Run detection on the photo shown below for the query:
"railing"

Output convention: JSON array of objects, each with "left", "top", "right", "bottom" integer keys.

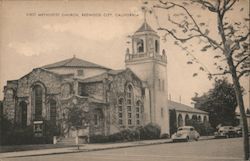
[{"left": 126, "top": 53, "right": 167, "bottom": 63}]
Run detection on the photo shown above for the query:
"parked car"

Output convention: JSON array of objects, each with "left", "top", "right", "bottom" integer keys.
[
  {"left": 171, "top": 126, "right": 200, "bottom": 142},
  {"left": 214, "top": 126, "right": 237, "bottom": 138},
  {"left": 234, "top": 126, "right": 242, "bottom": 137}
]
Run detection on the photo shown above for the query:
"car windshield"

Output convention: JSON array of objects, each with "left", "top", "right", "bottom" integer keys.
[
  {"left": 219, "top": 126, "right": 233, "bottom": 130},
  {"left": 178, "top": 127, "right": 191, "bottom": 131}
]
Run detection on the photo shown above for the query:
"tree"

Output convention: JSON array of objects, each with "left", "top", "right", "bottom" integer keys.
[
  {"left": 169, "top": 109, "right": 177, "bottom": 135},
  {"left": 149, "top": 0, "right": 249, "bottom": 159},
  {"left": 66, "top": 104, "right": 89, "bottom": 150},
  {"left": 192, "top": 79, "right": 238, "bottom": 128},
  {"left": 246, "top": 108, "right": 250, "bottom": 115}
]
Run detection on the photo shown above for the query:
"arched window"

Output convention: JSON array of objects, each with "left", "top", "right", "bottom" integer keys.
[
  {"left": 34, "top": 85, "right": 43, "bottom": 120},
  {"left": 155, "top": 40, "right": 159, "bottom": 53},
  {"left": 49, "top": 99, "right": 57, "bottom": 124},
  {"left": 126, "top": 84, "right": 133, "bottom": 126},
  {"left": 198, "top": 115, "right": 201, "bottom": 122},
  {"left": 118, "top": 98, "right": 124, "bottom": 125},
  {"left": 185, "top": 114, "right": 189, "bottom": 125},
  {"left": 178, "top": 114, "right": 183, "bottom": 127},
  {"left": 136, "top": 101, "right": 142, "bottom": 125},
  {"left": 137, "top": 39, "right": 144, "bottom": 53},
  {"left": 192, "top": 115, "right": 198, "bottom": 121},
  {"left": 20, "top": 101, "right": 27, "bottom": 128},
  {"left": 204, "top": 116, "right": 208, "bottom": 123},
  {"left": 5, "top": 89, "right": 14, "bottom": 102}
]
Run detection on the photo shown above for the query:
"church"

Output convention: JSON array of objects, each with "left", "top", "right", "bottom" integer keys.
[{"left": 2, "top": 20, "right": 208, "bottom": 141}]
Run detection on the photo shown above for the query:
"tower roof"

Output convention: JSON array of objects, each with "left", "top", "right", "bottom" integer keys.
[
  {"left": 41, "top": 56, "right": 110, "bottom": 70},
  {"left": 135, "top": 21, "right": 156, "bottom": 33}
]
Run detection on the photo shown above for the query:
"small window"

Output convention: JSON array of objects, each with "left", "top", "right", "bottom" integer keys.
[
  {"left": 136, "top": 120, "right": 140, "bottom": 125},
  {"left": 77, "top": 69, "right": 84, "bottom": 76},
  {"left": 94, "top": 114, "right": 99, "bottom": 126},
  {"left": 119, "top": 119, "right": 123, "bottom": 125},
  {"left": 137, "top": 39, "right": 144, "bottom": 53},
  {"left": 128, "top": 113, "right": 132, "bottom": 118},
  {"left": 128, "top": 119, "right": 132, "bottom": 125},
  {"left": 158, "top": 79, "right": 161, "bottom": 90},
  {"left": 155, "top": 40, "right": 159, "bottom": 53},
  {"left": 162, "top": 80, "right": 165, "bottom": 91},
  {"left": 161, "top": 108, "right": 164, "bottom": 118}
]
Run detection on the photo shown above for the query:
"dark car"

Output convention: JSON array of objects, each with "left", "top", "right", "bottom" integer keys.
[
  {"left": 234, "top": 126, "right": 242, "bottom": 137},
  {"left": 214, "top": 126, "right": 237, "bottom": 138}
]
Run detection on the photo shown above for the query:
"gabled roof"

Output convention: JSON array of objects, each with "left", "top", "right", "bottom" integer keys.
[
  {"left": 19, "top": 68, "right": 62, "bottom": 80},
  {"left": 168, "top": 100, "right": 208, "bottom": 114},
  {"left": 135, "top": 21, "right": 156, "bottom": 33},
  {"left": 41, "top": 57, "right": 110, "bottom": 70},
  {"left": 108, "top": 69, "right": 125, "bottom": 75},
  {"left": 78, "top": 68, "right": 142, "bottom": 84}
]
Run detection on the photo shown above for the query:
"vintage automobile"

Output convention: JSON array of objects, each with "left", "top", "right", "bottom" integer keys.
[
  {"left": 234, "top": 126, "right": 242, "bottom": 137},
  {"left": 214, "top": 126, "right": 237, "bottom": 138},
  {"left": 171, "top": 126, "right": 200, "bottom": 142}
]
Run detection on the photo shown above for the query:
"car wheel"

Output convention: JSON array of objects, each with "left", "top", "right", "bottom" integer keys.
[{"left": 195, "top": 137, "right": 199, "bottom": 141}]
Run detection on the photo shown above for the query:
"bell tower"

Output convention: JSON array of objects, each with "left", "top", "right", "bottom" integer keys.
[{"left": 125, "top": 18, "right": 169, "bottom": 134}]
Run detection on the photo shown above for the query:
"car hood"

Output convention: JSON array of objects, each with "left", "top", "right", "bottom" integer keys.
[{"left": 176, "top": 130, "right": 188, "bottom": 136}]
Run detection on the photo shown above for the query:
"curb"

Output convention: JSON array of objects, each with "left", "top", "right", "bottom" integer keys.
[{"left": 1, "top": 137, "right": 214, "bottom": 159}]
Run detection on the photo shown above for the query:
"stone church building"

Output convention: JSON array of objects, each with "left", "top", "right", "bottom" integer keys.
[{"left": 2, "top": 21, "right": 208, "bottom": 139}]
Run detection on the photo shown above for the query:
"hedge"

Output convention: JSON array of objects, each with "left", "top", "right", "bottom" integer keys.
[{"left": 90, "top": 123, "right": 162, "bottom": 143}]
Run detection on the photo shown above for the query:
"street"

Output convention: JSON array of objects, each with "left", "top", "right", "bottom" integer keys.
[{"left": 3, "top": 138, "right": 245, "bottom": 161}]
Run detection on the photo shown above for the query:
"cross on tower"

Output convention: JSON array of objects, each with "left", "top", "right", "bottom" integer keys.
[{"left": 141, "top": 6, "right": 149, "bottom": 23}]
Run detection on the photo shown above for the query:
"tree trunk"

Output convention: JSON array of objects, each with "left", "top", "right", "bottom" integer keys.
[
  {"left": 217, "top": 10, "right": 249, "bottom": 160},
  {"left": 227, "top": 57, "right": 249, "bottom": 160}
]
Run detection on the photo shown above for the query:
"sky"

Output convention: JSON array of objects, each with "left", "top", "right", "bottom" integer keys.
[{"left": 0, "top": 0, "right": 249, "bottom": 109}]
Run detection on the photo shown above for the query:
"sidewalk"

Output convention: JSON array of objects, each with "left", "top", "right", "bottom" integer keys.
[{"left": 0, "top": 136, "right": 214, "bottom": 159}]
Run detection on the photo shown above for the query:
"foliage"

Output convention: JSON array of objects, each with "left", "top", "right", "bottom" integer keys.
[
  {"left": 186, "top": 119, "right": 214, "bottom": 136},
  {"left": 192, "top": 79, "right": 238, "bottom": 128},
  {"left": 90, "top": 123, "right": 161, "bottom": 143},
  {"left": 67, "top": 104, "right": 87, "bottom": 130},
  {"left": 246, "top": 109, "right": 250, "bottom": 115},
  {"left": 138, "top": 123, "right": 161, "bottom": 140},
  {"left": 0, "top": 125, "right": 53, "bottom": 145},
  {"left": 0, "top": 115, "right": 59, "bottom": 145},
  {"left": 149, "top": 0, "right": 249, "bottom": 158},
  {"left": 169, "top": 109, "right": 177, "bottom": 135}
]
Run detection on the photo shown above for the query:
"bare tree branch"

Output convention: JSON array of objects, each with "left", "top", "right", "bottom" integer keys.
[
  {"left": 156, "top": 1, "right": 225, "bottom": 51},
  {"left": 238, "top": 70, "right": 250, "bottom": 79},
  {"left": 158, "top": 27, "right": 202, "bottom": 42},
  {"left": 221, "top": 0, "right": 237, "bottom": 17},
  {"left": 235, "top": 55, "right": 250, "bottom": 69},
  {"left": 211, "top": 70, "right": 231, "bottom": 76}
]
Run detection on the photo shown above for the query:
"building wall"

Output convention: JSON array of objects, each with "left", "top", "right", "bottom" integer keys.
[
  {"left": 126, "top": 59, "right": 169, "bottom": 134},
  {"left": 107, "top": 70, "right": 144, "bottom": 135},
  {"left": 78, "top": 82, "right": 105, "bottom": 101},
  {"left": 3, "top": 69, "right": 64, "bottom": 124}
]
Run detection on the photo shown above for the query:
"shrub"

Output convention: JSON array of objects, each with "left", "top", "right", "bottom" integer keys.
[
  {"left": 186, "top": 119, "right": 214, "bottom": 136},
  {"left": 139, "top": 123, "right": 161, "bottom": 140},
  {"left": 160, "top": 133, "right": 170, "bottom": 139},
  {"left": 89, "top": 123, "right": 161, "bottom": 143},
  {"left": 89, "top": 135, "right": 109, "bottom": 143}
]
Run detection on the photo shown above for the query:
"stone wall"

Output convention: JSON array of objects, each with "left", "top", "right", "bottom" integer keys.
[
  {"left": 107, "top": 69, "right": 144, "bottom": 134},
  {"left": 79, "top": 82, "right": 104, "bottom": 101}
]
